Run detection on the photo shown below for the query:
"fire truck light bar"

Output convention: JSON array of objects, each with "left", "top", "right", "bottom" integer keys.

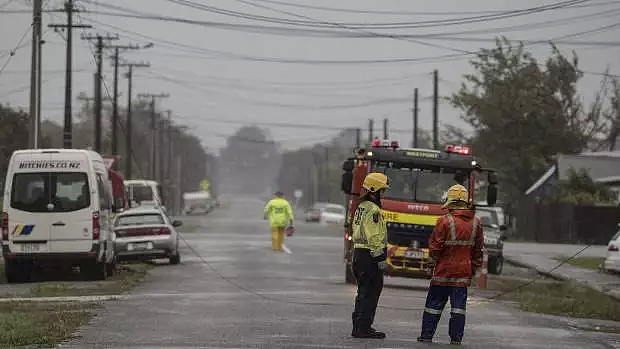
[
  {"left": 371, "top": 139, "right": 400, "bottom": 149},
  {"left": 445, "top": 144, "right": 471, "bottom": 155}
]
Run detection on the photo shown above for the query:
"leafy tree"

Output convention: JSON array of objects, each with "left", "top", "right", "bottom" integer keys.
[
  {"left": 0, "top": 104, "right": 30, "bottom": 178},
  {"left": 548, "top": 168, "right": 615, "bottom": 205},
  {"left": 450, "top": 38, "right": 608, "bottom": 201}
]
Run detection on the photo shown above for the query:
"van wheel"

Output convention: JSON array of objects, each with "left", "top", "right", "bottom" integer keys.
[
  {"left": 169, "top": 251, "right": 181, "bottom": 265},
  {"left": 488, "top": 256, "right": 503, "bottom": 275},
  {"left": 82, "top": 262, "right": 108, "bottom": 281},
  {"left": 345, "top": 263, "right": 356, "bottom": 284},
  {"left": 5, "top": 261, "right": 31, "bottom": 283}
]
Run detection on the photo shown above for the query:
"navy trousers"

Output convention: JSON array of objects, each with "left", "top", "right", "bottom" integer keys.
[{"left": 420, "top": 285, "right": 468, "bottom": 342}]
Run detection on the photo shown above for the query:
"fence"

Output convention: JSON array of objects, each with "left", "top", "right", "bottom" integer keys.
[{"left": 517, "top": 198, "right": 620, "bottom": 244}]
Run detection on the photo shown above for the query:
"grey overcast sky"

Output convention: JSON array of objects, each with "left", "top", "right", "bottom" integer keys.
[{"left": 1, "top": 0, "right": 619, "bottom": 152}]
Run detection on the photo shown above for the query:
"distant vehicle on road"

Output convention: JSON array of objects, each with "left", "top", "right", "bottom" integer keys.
[
  {"left": 113, "top": 206, "right": 182, "bottom": 264},
  {"left": 305, "top": 202, "right": 345, "bottom": 224},
  {"left": 2, "top": 149, "right": 118, "bottom": 282},
  {"left": 305, "top": 202, "right": 329, "bottom": 222},
  {"left": 124, "top": 180, "right": 164, "bottom": 209},
  {"left": 320, "top": 204, "right": 346, "bottom": 224},
  {"left": 183, "top": 191, "right": 216, "bottom": 215},
  {"left": 475, "top": 206, "right": 506, "bottom": 275},
  {"left": 604, "top": 224, "right": 620, "bottom": 273}
]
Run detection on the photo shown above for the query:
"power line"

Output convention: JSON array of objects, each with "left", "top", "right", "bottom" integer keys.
[
  {"left": 0, "top": 23, "right": 33, "bottom": 76},
  {"left": 250, "top": 0, "right": 620, "bottom": 16},
  {"left": 163, "top": 0, "right": 592, "bottom": 30}
]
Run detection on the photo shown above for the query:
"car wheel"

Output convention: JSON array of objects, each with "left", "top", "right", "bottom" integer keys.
[
  {"left": 345, "top": 263, "right": 356, "bottom": 284},
  {"left": 5, "top": 260, "right": 31, "bottom": 283},
  {"left": 169, "top": 251, "right": 181, "bottom": 265},
  {"left": 488, "top": 256, "right": 503, "bottom": 275}
]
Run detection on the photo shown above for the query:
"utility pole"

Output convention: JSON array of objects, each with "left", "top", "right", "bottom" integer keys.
[
  {"left": 383, "top": 118, "right": 389, "bottom": 140},
  {"left": 29, "top": 0, "right": 42, "bottom": 149},
  {"left": 432, "top": 69, "right": 439, "bottom": 150},
  {"left": 355, "top": 127, "right": 361, "bottom": 149},
  {"left": 324, "top": 147, "right": 329, "bottom": 202},
  {"left": 138, "top": 93, "right": 169, "bottom": 180},
  {"left": 109, "top": 42, "right": 152, "bottom": 156},
  {"left": 120, "top": 61, "right": 150, "bottom": 180},
  {"left": 49, "top": 0, "right": 91, "bottom": 148},
  {"left": 368, "top": 119, "right": 374, "bottom": 145},
  {"left": 81, "top": 33, "right": 118, "bottom": 153},
  {"left": 413, "top": 88, "right": 419, "bottom": 148}
]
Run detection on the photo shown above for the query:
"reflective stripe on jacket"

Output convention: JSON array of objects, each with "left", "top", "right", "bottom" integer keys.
[
  {"left": 428, "top": 210, "right": 484, "bottom": 287},
  {"left": 352, "top": 200, "right": 386, "bottom": 258},
  {"left": 264, "top": 198, "right": 294, "bottom": 229}
]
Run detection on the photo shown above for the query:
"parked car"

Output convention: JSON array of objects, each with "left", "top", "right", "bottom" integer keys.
[
  {"left": 2, "top": 149, "right": 118, "bottom": 282},
  {"left": 604, "top": 224, "right": 620, "bottom": 273},
  {"left": 475, "top": 206, "right": 506, "bottom": 275},
  {"left": 183, "top": 191, "right": 215, "bottom": 215},
  {"left": 320, "top": 204, "right": 346, "bottom": 224},
  {"left": 113, "top": 206, "right": 181, "bottom": 264},
  {"left": 125, "top": 180, "right": 164, "bottom": 209},
  {"left": 305, "top": 202, "right": 329, "bottom": 222}
]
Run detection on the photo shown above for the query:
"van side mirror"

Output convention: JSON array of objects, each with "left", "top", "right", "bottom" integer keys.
[
  {"left": 499, "top": 224, "right": 507, "bottom": 231},
  {"left": 172, "top": 220, "right": 183, "bottom": 227},
  {"left": 488, "top": 171, "right": 499, "bottom": 185},
  {"left": 341, "top": 159, "right": 354, "bottom": 195},
  {"left": 341, "top": 172, "right": 353, "bottom": 195},
  {"left": 487, "top": 185, "right": 498, "bottom": 206}
]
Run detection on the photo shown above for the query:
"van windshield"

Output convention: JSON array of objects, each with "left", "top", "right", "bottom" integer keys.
[
  {"left": 129, "top": 186, "right": 153, "bottom": 203},
  {"left": 11, "top": 172, "right": 90, "bottom": 213}
]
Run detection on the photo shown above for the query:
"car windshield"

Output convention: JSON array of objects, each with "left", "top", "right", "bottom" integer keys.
[
  {"left": 128, "top": 185, "right": 153, "bottom": 203},
  {"left": 476, "top": 209, "right": 499, "bottom": 227},
  {"left": 116, "top": 213, "right": 165, "bottom": 226},
  {"left": 379, "top": 167, "right": 468, "bottom": 204},
  {"left": 325, "top": 206, "right": 344, "bottom": 214},
  {"left": 11, "top": 172, "right": 90, "bottom": 213}
]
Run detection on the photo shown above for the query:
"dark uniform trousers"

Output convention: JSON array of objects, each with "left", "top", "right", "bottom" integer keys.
[{"left": 351, "top": 248, "right": 384, "bottom": 331}]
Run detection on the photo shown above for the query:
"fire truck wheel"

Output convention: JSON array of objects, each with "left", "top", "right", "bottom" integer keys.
[
  {"left": 488, "top": 256, "right": 503, "bottom": 275},
  {"left": 345, "top": 263, "right": 356, "bottom": 284}
]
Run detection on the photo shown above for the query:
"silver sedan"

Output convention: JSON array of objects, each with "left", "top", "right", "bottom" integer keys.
[{"left": 113, "top": 207, "right": 182, "bottom": 264}]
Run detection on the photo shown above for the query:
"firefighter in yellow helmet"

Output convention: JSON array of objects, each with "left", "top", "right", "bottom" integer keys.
[
  {"left": 418, "top": 184, "right": 483, "bottom": 345},
  {"left": 351, "top": 172, "right": 389, "bottom": 339},
  {"left": 264, "top": 191, "right": 295, "bottom": 252}
]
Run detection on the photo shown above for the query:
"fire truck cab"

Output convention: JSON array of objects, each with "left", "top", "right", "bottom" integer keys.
[{"left": 341, "top": 140, "right": 499, "bottom": 284}]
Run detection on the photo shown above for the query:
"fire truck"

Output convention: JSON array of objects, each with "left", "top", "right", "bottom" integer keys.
[{"left": 340, "top": 140, "right": 500, "bottom": 283}]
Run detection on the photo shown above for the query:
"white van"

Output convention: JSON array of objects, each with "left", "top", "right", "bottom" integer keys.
[
  {"left": 1, "top": 149, "right": 117, "bottom": 282},
  {"left": 124, "top": 180, "right": 164, "bottom": 209}
]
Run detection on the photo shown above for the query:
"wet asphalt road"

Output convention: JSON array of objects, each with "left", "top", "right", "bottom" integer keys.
[{"left": 62, "top": 197, "right": 620, "bottom": 349}]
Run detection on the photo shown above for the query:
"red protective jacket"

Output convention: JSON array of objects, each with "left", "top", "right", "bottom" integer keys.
[{"left": 428, "top": 210, "right": 484, "bottom": 287}]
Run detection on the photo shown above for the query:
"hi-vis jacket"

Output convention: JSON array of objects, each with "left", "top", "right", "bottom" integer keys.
[
  {"left": 428, "top": 210, "right": 484, "bottom": 287},
  {"left": 264, "top": 198, "right": 294, "bottom": 229},
  {"left": 352, "top": 200, "right": 387, "bottom": 259}
]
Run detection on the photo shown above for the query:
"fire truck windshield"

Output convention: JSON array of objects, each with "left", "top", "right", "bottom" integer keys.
[{"left": 379, "top": 167, "right": 469, "bottom": 204}]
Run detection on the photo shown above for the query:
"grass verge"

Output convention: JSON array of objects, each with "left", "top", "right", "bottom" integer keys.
[
  {"left": 29, "top": 262, "right": 151, "bottom": 298},
  {"left": 553, "top": 256, "right": 605, "bottom": 270},
  {"left": 0, "top": 301, "right": 98, "bottom": 348},
  {"left": 489, "top": 277, "right": 620, "bottom": 321},
  {"left": 0, "top": 262, "right": 151, "bottom": 347}
]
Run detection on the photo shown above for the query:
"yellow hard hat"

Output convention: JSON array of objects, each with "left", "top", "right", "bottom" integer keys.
[
  {"left": 443, "top": 184, "right": 469, "bottom": 209},
  {"left": 362, "top": 172, "right": 389, "bottom": 192}
]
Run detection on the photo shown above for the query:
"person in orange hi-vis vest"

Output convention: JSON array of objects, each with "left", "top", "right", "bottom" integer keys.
[{"left": 417, "top": 184, "right": 483, "bottom": 346}]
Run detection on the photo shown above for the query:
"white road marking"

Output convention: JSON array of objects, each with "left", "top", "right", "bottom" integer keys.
[{"left": 282, "top": 244, "right": 292, "bottom": 254}]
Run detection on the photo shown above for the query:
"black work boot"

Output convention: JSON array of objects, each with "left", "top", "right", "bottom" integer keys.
[
  {"left": 417, "top": 337, "right": 433, "bottom": 343},
  {"left": 352, "top": 328, "right": 386, "bottom": 339}
]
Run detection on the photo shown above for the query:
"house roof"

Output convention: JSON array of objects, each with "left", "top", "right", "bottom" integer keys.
[
  {"left": 556, "top": 153, "right": 620, "bottom": 181},
  {"left": 525, "top": 151, "right": 620, "bottom": 195},
  {"left": 525, "top": 165, "right": 556, "bottom": 196}
]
